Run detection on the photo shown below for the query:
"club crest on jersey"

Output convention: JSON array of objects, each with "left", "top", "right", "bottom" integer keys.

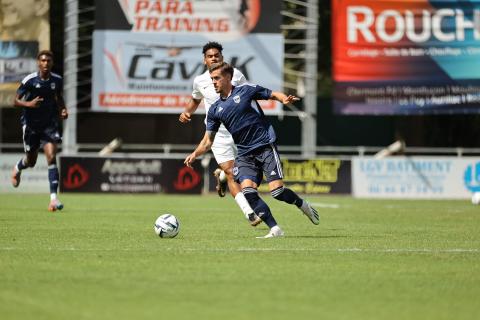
[
  {"left": 51, "top": 83, "right": 56, "bottom": 90},
  {"left": 35, "top": 83, "right": 41, "bottom": 88},
  {"left": 233, "top": 95, "right": 241, "bottom": 103}
]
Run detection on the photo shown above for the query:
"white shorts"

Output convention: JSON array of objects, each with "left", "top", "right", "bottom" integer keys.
[{"left": 212, "top": 133, "right": 237, "bottom": 165}]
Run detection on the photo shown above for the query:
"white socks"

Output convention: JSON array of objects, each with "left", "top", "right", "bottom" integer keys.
[{"left": 235, "top": 192, "right": 254, "bottom": 218}]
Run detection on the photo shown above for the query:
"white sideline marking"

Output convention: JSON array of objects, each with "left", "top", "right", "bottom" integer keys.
[
  {"left": 311, "top": 202, "right": 340, "bottom": 209},
  {"left": 0, "top": 247, "right": 479, "bottom": 253}
]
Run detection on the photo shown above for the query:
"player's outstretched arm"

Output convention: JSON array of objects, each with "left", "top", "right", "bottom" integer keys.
[
  {"left": 184, "top": 131, "right": 216, "bottom": 167},
  {"left": 270, "top": 91, "right": 300, "bottom": 105},
  {"left": 179, "top": 98, "right": 202, "bottom": 123}
]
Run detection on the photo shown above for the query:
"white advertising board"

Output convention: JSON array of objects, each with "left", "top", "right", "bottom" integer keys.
[
  {"left": 92, "top": 31, "right": 283, "bottom": 113},
  {"left": 352, "top": 157, "right": 480, "bottom": 199},
  {"left": 0, "top": 154, "right": 49, "bottom": 193},
  {"left": 92, "top": 0, "right": 284, "bottom": 114}
]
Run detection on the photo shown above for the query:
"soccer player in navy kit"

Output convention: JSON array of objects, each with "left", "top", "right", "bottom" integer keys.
[
  {"left": 185, "top": 62, "right": 319, "bottom": 238},
  {"left": 179, "top": 42, "right": 261, "bottom": 227},
  {"left": 11, "top": 50, "right": 68, "bottom": 211}
]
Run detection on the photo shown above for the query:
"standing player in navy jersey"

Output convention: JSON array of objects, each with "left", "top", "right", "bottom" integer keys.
[
  {"left": 11, "top": 50, "right": 68, "bottom": 211},
  {"left": 184, "top": 62, "right": 319, "bottom": 238}
]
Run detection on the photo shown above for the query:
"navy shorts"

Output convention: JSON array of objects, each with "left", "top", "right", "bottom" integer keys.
[
  {"left": 233, "top": 144, "right": 284, "bottom": 185},
  {"left": 22, "top": 123, "right": 62, "bottom": 152}
]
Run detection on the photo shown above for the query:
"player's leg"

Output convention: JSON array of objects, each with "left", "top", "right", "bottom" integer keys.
[
  {"left": 263, "top": 144, "right": 319, "bottom": 225},
  {"left": 236, "top": 153, "right": 283, "bottom": 237},
  {"left": 269, "top": 179, "right": 318, "bottom": 225},
  {"left": 11, "top": 151, "right": 38, "bottom": 187},
  {"left": 212, "top": 135, "right": 261, "bottom": 226},
  {"left": 44, "top": 142, "right": 63, "bottom": 211},
  {"left": 211, "top": 135, "right": 235, "bottom": 197},
  {"left": 42, "top": 124, "right": 64, "bottom": 211},
  {"left": 11, "top": 125, "right": 40, "bottom": 187},
  {"left": 218, "top": 160, "right": 239, "bottom": 198},
  {"left": 241, "top": 181, "right": 283, "bottom": 238},
  {"left": 212, "top": 167, "right": 227, "bottom": 197},
  {"left": 218, "top": 160, "right": 261, "bottom": 226}
]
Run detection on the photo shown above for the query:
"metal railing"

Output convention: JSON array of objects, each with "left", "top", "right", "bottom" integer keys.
[{"left": 2, "top": 143, "right": 480, "bottom": 158}]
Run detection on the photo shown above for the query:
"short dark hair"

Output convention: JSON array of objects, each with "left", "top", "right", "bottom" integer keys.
[
  {"left": 202, "top": 42, "right": 223, "bottom": 55},
  {"left": 209, "top": 62, "right": 233, "bottom": 78},
  {"left": 37, "top": 50, "right": 54, "bottom": 60}
]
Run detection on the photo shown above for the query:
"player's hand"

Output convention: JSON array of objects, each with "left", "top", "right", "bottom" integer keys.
[
  {"left": 283, "top": 95, "right": 300, "bottom": 104},
  {"left": 60, "top": 108, "right": 68, "bottom": 120},
  {"left": 28, "top": 96, "right": 44, "bottom": 108},
  {"left": 179, "top": 112, "right": 192, "bottom": 123},
  {"left": 184, "top": 153, "right": 196, "bottom": 167}
]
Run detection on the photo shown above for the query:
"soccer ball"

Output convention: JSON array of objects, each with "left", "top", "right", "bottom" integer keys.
[
  {"left": 154, "top": 214, "right": 180, "bottom": 238},
  {"left": 471, "top": 192, "right": 480, "bottom": 205}
]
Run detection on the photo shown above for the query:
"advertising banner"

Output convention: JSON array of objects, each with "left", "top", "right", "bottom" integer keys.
[
  {"left": 95, "top": 0, "right": 281, "bottom": 35},
  {"left": 257, "top": 159, "right": 352, "bottom": 195},
  {"left": 92, "top": 32, "right": 283, "bottom": 113},
  {"left": 333, "top": 0, "right": 480, "bottom": 115},
  {"left": 0, "top": 154, "right": 49, "bottom": 193},
  {"left": 352, "top": 156, "right": 480, "bottom": 199},
  {"left": 60, "top": 156, "right": 203, "bottom": 194},
  {"left": 0, "top": 42, "right": 38, "bottom": 106},
  {"left": 92, "top": 0, "right": 283, "bottom": 114},
  {"left": 0, "top": 0, "right": 49, "bottom": 107}
]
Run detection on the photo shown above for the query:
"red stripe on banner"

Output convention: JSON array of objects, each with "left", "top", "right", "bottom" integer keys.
[{"left": 99, "top": 93, "right": 191, "bottom": 107}]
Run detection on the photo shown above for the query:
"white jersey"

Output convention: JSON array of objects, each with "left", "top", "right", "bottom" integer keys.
[{"left": 191, "top": 68, "right": 246, "bottom": 138}]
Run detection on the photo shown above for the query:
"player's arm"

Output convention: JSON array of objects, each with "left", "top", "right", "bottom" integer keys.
[
  {"left": 14, "top": 94, "right": 43, "bottom": 108},
  {"left": 270, "top": 91, "right": 300, "bottom": 104},
  {"left": 184, "top": 130, "right": 216, "bottom": 167},
  {"left": 56, "top": 92, "right": 69, "bottom": 120},
  {"left": 179, "top": 98, "right": 201, "bottom": 123}
]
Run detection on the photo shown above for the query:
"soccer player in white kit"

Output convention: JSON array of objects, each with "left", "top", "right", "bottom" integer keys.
[{"left": 179, "top": 42, "right": 261, "bottom": 226}]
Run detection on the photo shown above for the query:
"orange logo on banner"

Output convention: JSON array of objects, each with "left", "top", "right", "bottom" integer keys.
[
  {"left": 63, "top": 164, "right": 90, "bottom": 189},
  {"left": 173, "top": 166, "right": 200, "bottom": 190}
]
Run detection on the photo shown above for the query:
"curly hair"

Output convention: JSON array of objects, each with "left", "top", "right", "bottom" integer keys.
[{"left": 202, "top": 42, "right": 223, "bottom": 55}]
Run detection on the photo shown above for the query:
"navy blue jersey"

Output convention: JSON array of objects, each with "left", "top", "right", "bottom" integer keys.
[
  {"left": 17, "top": 72, "right": 63, "bottom": 129},
  {"left": 206, "top": 83, "right": 276, "bottom": 156}
]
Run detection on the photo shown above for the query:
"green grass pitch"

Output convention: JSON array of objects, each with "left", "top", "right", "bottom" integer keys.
[{"left": 1, "top": 193, "right": 479, "bottom": 320}]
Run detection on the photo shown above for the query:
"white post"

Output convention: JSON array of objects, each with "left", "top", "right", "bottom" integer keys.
[
  {"left": 63, "top": 0, "right": 78, "bottom": 154},
  {"left": 302, "top": 0, "right": 318, "bottom": 158}
]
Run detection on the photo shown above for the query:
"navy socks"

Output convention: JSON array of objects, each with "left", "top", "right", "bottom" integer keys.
[
  {"left": 271, "top": 186, "right": 303, "bottom": 207},
  {"left": 48, "top": 164, "right": 59, "bottom": 194},
  {"left": 242, "top": 187, "right": 278, "bottom": 228}
]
